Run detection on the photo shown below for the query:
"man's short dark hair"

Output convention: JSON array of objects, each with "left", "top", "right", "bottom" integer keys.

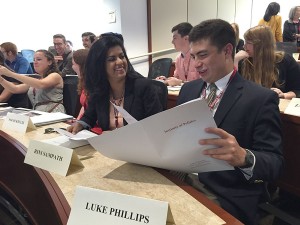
[
  {"left": 189, "top": 19, "right": 236, "bottom": 59},
  {"left": 171, "top": 22, "right": 193, "bottom": 37},
  {"left": 82, "top": 32, "right": 96, "bottom": 43},
  {"left": 53, "top": 34, "right": 66, "bottom": 43}
]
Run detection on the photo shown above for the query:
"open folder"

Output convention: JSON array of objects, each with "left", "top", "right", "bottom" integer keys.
[{"left": 88, "top": 99, "right": 233, "bottom": 173}]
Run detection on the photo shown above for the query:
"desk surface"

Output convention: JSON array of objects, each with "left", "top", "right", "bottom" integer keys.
[{"left": 0, "top": 121, "right": 242, "bottom": 225}]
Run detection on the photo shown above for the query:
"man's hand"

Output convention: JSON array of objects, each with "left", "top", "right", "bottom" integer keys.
[
  {"left": 54, "top": 56, "right": 63, "bottom": 63},
  {"left": 199, "top": 127, "right": 247, "bottom": 167}
]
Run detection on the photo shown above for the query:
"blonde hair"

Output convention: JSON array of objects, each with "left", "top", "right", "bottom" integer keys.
[
  {"left": 231, "top": 23, "right": 240, "bottom": 46},
  {"left": 242, "top": 25, "right": 284, "bottom": 88}
]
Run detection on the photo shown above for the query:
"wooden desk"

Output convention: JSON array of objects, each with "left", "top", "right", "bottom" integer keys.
[
  {"left": 167, "top": 92, "right": 300, "bottom": 198},
  {"left": 0, "top": 122, "right": 242, "bottom": 225}
]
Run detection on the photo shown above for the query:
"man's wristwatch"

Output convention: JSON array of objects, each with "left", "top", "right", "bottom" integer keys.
[{"left": 240, "top": 149, "right": 254, "bottom": 168}]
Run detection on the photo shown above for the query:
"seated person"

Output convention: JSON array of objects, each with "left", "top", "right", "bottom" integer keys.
[
  {"left": 235, "top": 25, "right": 300, "bottom": 99},
  {"left": 0, "top": 51, "right": 29, "bottom": 108},
  {"left": 231, "top": 23, "right": 245, "bottom": 53},
  {"left": 156, "top": 22, "right": 200, "bottom": 86},
  {"left": 178, "top": 19, "right": 283, "bottom": 225},
  {"left": 66, "top": 40, "right": 73, "bottom": 52},
  {"left": 72, "top": 48, "right": 102, "bottom": 134},
  {"left": 52, "top": 34, "right": 76, "bottom": 76},
  {"left": 0, "top": 50, "right": 65, "bottom": 113},
  {"left": 283, "top": 6, "right": 300, "bottom": 46},
  {"left": 67, "top": 36, "right": 163, "bottom": 133},
  {"left": 81, "top": 32, "right": 96, "bottom": 49},
  {"left": 0, "top": 42, "right": 33, "bottom": 74}
]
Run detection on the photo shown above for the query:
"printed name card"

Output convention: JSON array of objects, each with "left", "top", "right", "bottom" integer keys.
[
  {"left": 2, "top": 112, "right": 36, "bottom": 134},
  {"left": 284, "top": 98, "right": 300, "bottom": 117},
  {"left": 67, "top": 186, "right": 174, "bottom": 225},
  {"left": 24, "top": 140, "right": 84, "bottom": 176}
]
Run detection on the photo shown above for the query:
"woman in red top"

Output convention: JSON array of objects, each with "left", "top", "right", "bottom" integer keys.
[{"left": 72, "top": 49, "right": 102, "bottom": 134}]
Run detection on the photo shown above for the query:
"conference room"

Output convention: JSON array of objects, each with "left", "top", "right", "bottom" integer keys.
[{"left": 1, "top": 0, "right": 300, "bottom": 224}]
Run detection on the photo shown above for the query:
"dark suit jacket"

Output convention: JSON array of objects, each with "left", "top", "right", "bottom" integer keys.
[
  {"left": 177, "top": 73, "right": 284, "bottom": 225},
  {"left": 81, "top": 76, "right": 163, "bottom": 131}
]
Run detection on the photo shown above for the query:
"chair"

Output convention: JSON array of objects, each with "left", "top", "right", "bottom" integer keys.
[
  {"left": 0, "top": 130, "right": 70, "bottom": 225},
  {"left": 20, "top": 49, "right": 35, "bottom": 63},
  {"left": 148, "top": 58, "right": 173, "bottom": 79},
  {"left": 63, "top": 75, "right": 81, "bottom": 117},
  {"left": 275, "top": 42, "right": 298, "bottom": 56},
  {"left": 21, "top": 49, "right": 35, "bottom": 73},
  {"left": 149, "top": 79, "right": 168, "bottom": 110}
]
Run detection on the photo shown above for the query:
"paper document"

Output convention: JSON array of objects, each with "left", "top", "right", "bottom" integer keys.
[
  {"left": 30, "top": 112, "right": 73, "bottom": 126},
  {"left": 88, "top": 99, "right": 234, "bottom": 173}
]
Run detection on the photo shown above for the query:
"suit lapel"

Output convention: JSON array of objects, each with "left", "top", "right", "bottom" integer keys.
[{"left": 214, "top": 74, "right": 244, "bottom": 126}]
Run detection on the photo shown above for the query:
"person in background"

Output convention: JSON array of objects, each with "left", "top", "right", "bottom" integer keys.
[
  {"left": 235, "top": 25, "right": 300, "bottom": 99},
  {"left": 156, "top": 22, "right": 200, "bottom": 86},
  {"left": 0, "top": 50, "right": 65, "bottom": 112},
  {"left": 67, "top": 36, "right": 163, "bottom": 133},
  {"left": 178, "top": 18, "right": 283, "bottom": 225},
  {"left": 72, "top": 48, "right": 102, "bottom": 134},
  {"left": 258, "top": 2, "right": 283, "bottom": 42},
  {"left": 283, "top": 6, "right": 300, "bottom": 47},
  {"left": 52, "top": 34, "right": 76, "bottom": 76},
  {"left": 0, "top": 51, "right": 29, "bottom": 108},
  {"left": 82, "top": 32, "right": 96, "bottom": 49},
  {"left": 66, "top": 40, "right": 73, "bottom": 52},
  {"left": 231, "top": 23, "right": 245, "bottom": 53},
  {"left": 0, "top": 42, "right": 33, "bottom": 74},
  {"left": 72, "top": 49, "right": 89, "bottom": 119}
]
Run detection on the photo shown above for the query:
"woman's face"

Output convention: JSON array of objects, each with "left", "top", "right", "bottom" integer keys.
[
  {"left": 33, "top": 52, "right": 52, "bottom": 74},
  {"left": 243, "top": 40, "right": 254, "bottom": 57},
  {"left": 105, "top": 46, "right": 128, "bottom": 82},
  {"left": 72, "top": 58, "right": 81, "bottom": 77}
]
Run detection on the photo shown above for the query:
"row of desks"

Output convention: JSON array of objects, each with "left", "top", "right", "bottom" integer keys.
[{"left": 0, "top": 118, "right": 242, "bottom": 224}]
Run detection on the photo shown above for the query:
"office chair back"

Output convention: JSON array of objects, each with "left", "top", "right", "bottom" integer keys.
[
  {"left": 148, "top": 58, "right": 173, "bottom": 79},
  {"left": 276, "top": 42, "right": 298, "bottom": 56},
  {"left": 150, "top": 79, "right": 168, "bottom": 110},
  {"left": 20, "top": 49, "right": 35, "bottom": 63},
  {"left": 0, "top": 131, "right": 70, "bottom": 225},
  {"left": 21, "top": 49, "right": 35, "bottom": 73},
  {"left": 63, "top": 76, "right": 80, "bottom": 117}
]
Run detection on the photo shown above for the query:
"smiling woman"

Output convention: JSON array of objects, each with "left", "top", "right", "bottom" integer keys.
[
  {"left": 67, "top": 35, "right": 164, "bottom": 134},
  {"left": 0, "top": 50, "right": 65, "bottom": 112}
]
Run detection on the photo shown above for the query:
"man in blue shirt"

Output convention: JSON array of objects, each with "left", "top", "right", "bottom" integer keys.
[{"left": 0, "top": 42, "right": 33, "bottom": 74}]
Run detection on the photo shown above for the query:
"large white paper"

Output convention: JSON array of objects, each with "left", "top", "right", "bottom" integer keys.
[{"left": 88, "top": 99, "right": 233, "bottom": 173}]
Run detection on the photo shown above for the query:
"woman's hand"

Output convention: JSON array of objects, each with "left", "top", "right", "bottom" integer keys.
[
  {"left": 67, "top": 122, "right": 84, "bottom": 134},
  {"left": 0, "top": 65, "right": 14, "bottom": 77}
]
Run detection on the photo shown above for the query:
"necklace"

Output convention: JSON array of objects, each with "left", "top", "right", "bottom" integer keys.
[{"left": 110, "top": 95, "right": 124, "bottom": 129}]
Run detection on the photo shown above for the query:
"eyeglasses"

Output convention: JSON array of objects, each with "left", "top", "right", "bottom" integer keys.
[{"left": 53, "top": 43, "right": 63, "bottom": 46}]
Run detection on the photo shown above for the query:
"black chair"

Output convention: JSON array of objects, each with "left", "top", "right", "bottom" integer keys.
[
  {"left": 276, "top": 42, "right": 298, "bottom": 56},
  {"left": 63, "top": 76, "right": 80, "bottom": 117},
  {"left": 149, "top": 79, "right": 168, "bottom": 110},
  {"left": 148, "top": 58, "right": 173, "bottom": 79}
]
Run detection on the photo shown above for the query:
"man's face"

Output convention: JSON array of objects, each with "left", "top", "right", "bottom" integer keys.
[
  {"left": 190, "top": 39, "right": 231, "bottom": 83},
  {"left": 82, "top": 36, "right": 92, "bottom": 49},
  {"left": 53, "top": 38, "right": 66, "bottom": 56},
  {"left": 171, "top": 30, "right": 187, "bottom": 52}
]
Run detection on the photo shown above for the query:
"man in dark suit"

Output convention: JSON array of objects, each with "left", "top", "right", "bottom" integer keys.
[{"left": 177, "top": 19, "right": 283, "bottom": 225}]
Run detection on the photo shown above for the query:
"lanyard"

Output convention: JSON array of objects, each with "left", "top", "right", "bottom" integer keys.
[{"left": 201, "top": 68, "right": 237, "bottom": 110}]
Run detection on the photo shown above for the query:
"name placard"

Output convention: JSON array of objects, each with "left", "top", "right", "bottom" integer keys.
[
  {"left": 67, "top": 186, "right": 174, "bottom": 225},
  {"left": 24, "top": 140, "right": 84, "bottom": 176},
  {"left": 284, "top": 98, "right": 300, "bottom": 117},
  {"left": 2, "top": 112, "right": 36, "bottom": 134}
]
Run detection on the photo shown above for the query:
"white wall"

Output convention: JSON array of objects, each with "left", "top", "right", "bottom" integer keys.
[{"left": 151, "top": 0, "right": 300, "bottom": 60}]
